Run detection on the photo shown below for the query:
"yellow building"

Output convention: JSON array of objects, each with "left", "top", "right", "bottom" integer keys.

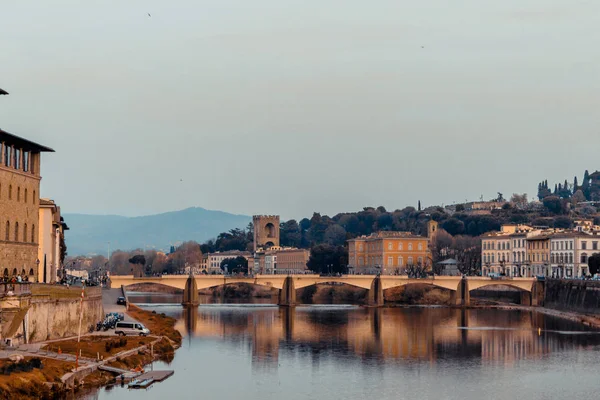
[
  {"left": 38, "top": 199, "right": 68, "bottom": 283},
  {"left": 348, "top": 231, "right": 430, "bottom": 275},
  {"left": 1, "top": 128, "right": 54, "bottom": 280}
]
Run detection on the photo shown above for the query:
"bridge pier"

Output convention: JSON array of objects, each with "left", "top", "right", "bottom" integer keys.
[
  {"left": 367, "top": 276, "right": 384, "bottom": 307},
  {"left": 278, "top": 276, "right": 296, "bottom": 307},
  {"left": 182, "top": 273, "right": 199, "bottom": 306},
  {"left": 454, "top": 278, "right": 470, "bottom": 307},
  {"left": 531, "top": 280, "right": 545, "bottom": 306}
]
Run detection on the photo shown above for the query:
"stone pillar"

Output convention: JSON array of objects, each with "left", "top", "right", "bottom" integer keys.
[
  {"left": 455, "top": 278, "right": 470, "bottom": 306},
  {"left": 182, "top": 273, "right": 199, "bottom": 306},
  {"left": 531, "top": 280, "right": 545, "bottom": 307},
  {"left": 367, "top": 276, "right": 384, "bottom": 307},
  {"left": 520, "top": 291, "right": 532, "bottom": 306},
  {"left": 281, "top": 307, "right": 295, "bottom": 340},
  {"left": 278, "top": 276, "right": 296, "bottom": 306}
]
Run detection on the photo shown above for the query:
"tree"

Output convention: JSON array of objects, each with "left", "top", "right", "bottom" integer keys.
[
  {"left": 442, "top": 218, "right": 465, "bottom": 236},
  {"left": 280, "top": 220, "right": 301, "bottom": 248},
  {"left": 588, "top": 254, "right": 600, "bottom": 276},
  {"left": 543, "top": 196, "right": 565, "bottom": 215},
  {"left": 324, "top": 225, "right": 347, "bottom": 246},
  {"left": 510, "top": 193, "right": 528, "bottom": 209},
  {"left": 553, "top": 216, "right": 572, "bottom": 229},
  {"left": 574, "top": 176, "right": 579, "bottom": 191},
  {"left": 430, "top": 229, "right": 453, "bottom": 273},
  {"left": 220, "top": 256, "right": 248, "bottom": 275},
  {"left": 583, "top": 170, "right": 591, "bottom": 199},
  {"left": 495, "top": 192, "right": 505, "bottom": 202},
  {"left": 128, "top": 254, "right": 146, "bottom": 277},
  {"left": 307, "top": 244, "right": 348, "bottom": 274},
  {"left": 455, "top": 204, "right": 465, "bottom": 212},
  {"left": 572, "top": 190, "right": 586, "bottom": 205},
  {"left": 418, "top": 200, "right": 421, "bottom": 211},
  {"left": 376, "top": 213, "right": 393, "bottom": 231},
  {"left": 453, "top": 235, "right": 482, "bottom": 276}
]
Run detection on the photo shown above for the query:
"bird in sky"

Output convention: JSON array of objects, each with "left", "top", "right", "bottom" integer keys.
[{"left": 147, "top": 13, "right": 151, "bottom": 17}]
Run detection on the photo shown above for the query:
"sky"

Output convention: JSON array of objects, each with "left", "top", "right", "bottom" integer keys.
[{"left": 1, "top": 0, "right": 599, "bottom": 221}]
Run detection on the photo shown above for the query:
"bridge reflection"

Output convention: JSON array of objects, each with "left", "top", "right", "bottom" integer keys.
[{"left": 175, "top": 306, "right": 600, "bottom": 368}]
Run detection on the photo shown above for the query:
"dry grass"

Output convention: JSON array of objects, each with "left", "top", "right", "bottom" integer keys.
[
  {"left": 43, "top": 336, "right": 149, "bottom": 359},
  {"left": 0, "top": 358, "right": 73, "bottom": 399},
  {"left": 127, "top": 305, "right": 182, "bottom": 345},
  {"left": 30, "top": 284, "right": 101, "bottom": 299},
  {"left": 385, "top": 284, "right": 452, "bottom": 305}
]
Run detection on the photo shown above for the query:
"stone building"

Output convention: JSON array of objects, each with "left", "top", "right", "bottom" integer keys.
[
  {"left": 38, "top": 198, "right": 69, "bottom": 283},
  {"left": 347, "top": 231, "right": 431, "bottom": 275},
  {"left": 253, "top": 215, "right": 280, "bottom": 252},
  {"left": 254, "top": 247, "right": 309, "bottom": 275},
  {"left": 0, "top": 128, "right": 54, "bottom": 280}
]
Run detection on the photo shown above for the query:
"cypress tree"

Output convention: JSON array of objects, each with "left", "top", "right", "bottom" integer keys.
[
  {"left": 574, "top": 176, "right": 579, "bottom": 190},
  {"left": 554, "top": 184, "right": 558, "bottom": 194},
  {"left": 418, "top": 200, "right": 421, "bottom": 211}
]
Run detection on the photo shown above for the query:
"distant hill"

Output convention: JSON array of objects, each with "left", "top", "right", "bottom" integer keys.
[{"left": 63, "top": 207, "right": 251, "bottom": 256}]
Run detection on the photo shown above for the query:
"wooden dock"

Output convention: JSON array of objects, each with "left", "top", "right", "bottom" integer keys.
[{"left": 128, "top": 370, "right": 174, "bottom": 389}]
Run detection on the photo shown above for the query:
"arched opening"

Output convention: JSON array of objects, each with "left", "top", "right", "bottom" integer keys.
[
  {"left": 470, "top": 284, "right": 528, "bottom": 305},
  {"left": 265, "top": 241, "right": 275, "bottom": 248},
  {"left": 23, "top": 223, "right": 27, "bottom": 242},
  {"left": 21, "top": 269, "right": 26, "bottom": 276},
  {"left": 265, "top": 223, "right": 275, "bottom": 238},
  {"left": 14, "top": 222, "right": 18, "bottom": 242},
  {"left": 298, "top": 282, "right": 368, "bottom": 304},
  {"left": 5, "top": 221, "right": 9, "bottom": 241},
  {"left": 384, "top": 283, "right": 454, "bottom": 305},
  {"left": 29, "top": 268, "right": 34, "bottom": 276},
  {"left": 3, "top": 268, "right": 8, "bottom": 277},
  {"left": 12, "top": 268, "right": 17, "bottom": 276},
  {"left": 31, "top": 224, "right": 35, "bottom": 243}
]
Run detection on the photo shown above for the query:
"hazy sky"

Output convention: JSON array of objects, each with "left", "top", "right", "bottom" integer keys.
[{"left": 1, "top": 0, "right": 599, "bottom": 221}]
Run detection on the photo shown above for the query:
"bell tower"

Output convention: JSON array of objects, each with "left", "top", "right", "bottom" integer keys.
[
  {"left": 427, "top": 220, "right": 439, "bottom": 240},
  {"left": 253, "top": 215, "right": 280, "bottom": 252}
]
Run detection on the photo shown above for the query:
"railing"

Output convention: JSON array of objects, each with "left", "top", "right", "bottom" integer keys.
[{"left": 1, "top": 282, "right": 32, "bottom": 297}]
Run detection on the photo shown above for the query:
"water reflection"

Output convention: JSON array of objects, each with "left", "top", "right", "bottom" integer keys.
[{"left": 169, "top": 304, "right": 600, "bottom": 369}]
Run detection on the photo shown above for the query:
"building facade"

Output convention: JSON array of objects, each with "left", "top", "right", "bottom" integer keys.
[
  {"left": 253, "top": 247, "right": 309, "bottom": 275},
  {"left": 204, "top": 250, "right": 253, "bottom": 274},
  {"left": 37, "top": 199, "right": 68, "bottom": 283},
  {"left": 0, "top": 128, "right": 53, "bottom": 280},
  {"left": 348, "top": 231, "right": 430, "bottom": 275},
  {"left": 527, "top": 236, "right": 551, "bottom": 277},
  {"left": 550, "top": 234, "right": 576, "bottom": 278}
]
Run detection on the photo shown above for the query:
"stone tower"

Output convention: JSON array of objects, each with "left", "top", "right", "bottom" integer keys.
[
  {"left": 427, "top": 220, "right": 439, "bottom": 240},
  {"left": 253, "top": 215, "right": 280, "bottom": 252}
]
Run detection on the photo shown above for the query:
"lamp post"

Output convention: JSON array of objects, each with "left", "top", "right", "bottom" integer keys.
[{"left": 35, "top": 259, "right": 40, "bottom": 283}]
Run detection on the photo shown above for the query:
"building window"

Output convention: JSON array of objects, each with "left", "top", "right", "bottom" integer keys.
[
  {"left": 398, "top": 243, "right": 403, "bottom": 250},
  {"left": 14, "top": 222, "right": 18, "bottom": 242},
  {"left": 387, "top": 243, "right": 392, "bottom": 250},
  {"left": 581, "top": 253, "right": 588, "bottom": 264},
  {"left": 23, "top": 223, "right": 27, "bottom": 242},
  {"left": 408, "top": 244, "right": 413, "bottom": 251},
  {"left": 17, "top": 187, "right": 20, "bottom": 202},
  {"left": 418, "top": 243, "right": 423, "bottom": 251},
  {"left": 5, "top": 221, "right": 9, "bottom": 241},
  {"left": 398, "top": 256, "right": 404, "bottom": 267},
  {"left": 8, "top": 185, "right": 12, "bottom": 200},
  {"left": 408, "top": 257, "right": 414, "bottom": 266},
  {"left": 359, "top": 244, "right": 363, "bottom": 251},
  {"left": 24, "top": 189, "right": 27, "bottom": 203},
  {"left": 387, "top": 256, "right": 393, "bottom": 266},
  {"left": 33, "top": 190, "right": 36, "bottom": 204},
  {"left": 594, "top": 242, "right": 598, "bottom": 250},
  {"left": 582, "top": 241, "right": 587, "bottom": 250},
  {"left": 569, "top": 253, "right": 573, "bottom": 264},
  {"left": 418, "top": 257, "right": 423, "bottom": 265}
]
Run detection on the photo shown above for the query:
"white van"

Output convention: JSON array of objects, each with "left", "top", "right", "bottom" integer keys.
[{"left": 115, "top": 321, "right": 150, "bottom": 336}]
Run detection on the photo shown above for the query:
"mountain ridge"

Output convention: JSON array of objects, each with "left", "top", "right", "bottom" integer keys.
[{"left": 63, "top": 207, "right": 251, "bottom": 256}]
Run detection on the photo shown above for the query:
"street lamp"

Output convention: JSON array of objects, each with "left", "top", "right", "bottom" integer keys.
[{"left": 35, "top": 259, "right": 40, "bottom": 283}]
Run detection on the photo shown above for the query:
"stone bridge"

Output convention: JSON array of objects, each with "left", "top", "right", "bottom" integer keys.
[{"left": 109, "top": 274, "right": 543, "bottom": 307}]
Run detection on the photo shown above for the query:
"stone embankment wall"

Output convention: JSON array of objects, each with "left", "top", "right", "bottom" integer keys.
[
  {"left": 545, "top": 279, "right": 600, "bottom": 315},
  {"left": 27, "top": 285, "right": 104, "bottom": 342}
]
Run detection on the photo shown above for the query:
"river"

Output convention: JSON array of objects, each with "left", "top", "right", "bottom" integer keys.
[{"left": 84, "top": 294, "right": 600, "bottom": 400}]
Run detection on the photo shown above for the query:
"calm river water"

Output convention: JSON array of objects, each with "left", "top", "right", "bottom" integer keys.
[{"left": 84, "top": 294, "right": 600, "bottom": 400}]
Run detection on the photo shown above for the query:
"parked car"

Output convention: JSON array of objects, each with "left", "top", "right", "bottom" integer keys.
[
  {"left": 117, "top": 297, "right": 127, "bottom": 305},
  {"left": 115, "top": 321, "right": 150, "bottom": 336}
]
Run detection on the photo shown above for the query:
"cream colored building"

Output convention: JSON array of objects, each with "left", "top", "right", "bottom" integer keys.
[
  {"left": 205, "top": 250, "right": 253, "bottom": 274},
  {"left": 37, "top": 199, "right": 68, "bottom": 283}
]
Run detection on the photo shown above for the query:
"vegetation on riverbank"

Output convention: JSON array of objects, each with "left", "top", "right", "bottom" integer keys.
[
  {"left": 43, "top": 336, "right": 149, "bottom": 359},
  {"left": 126, "top": 305, "right": 182, "bottom": 346},
  {"left": 0, "top": 357, "right": 73, "bottom": 399}
]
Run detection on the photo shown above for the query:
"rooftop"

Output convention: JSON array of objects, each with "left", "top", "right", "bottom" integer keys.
[
  {"left": 0, "top": 128, "right": 54, "bottom": 153},
  {"left": 349, "top": 231, "right": 426, "bottom": 241}
]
